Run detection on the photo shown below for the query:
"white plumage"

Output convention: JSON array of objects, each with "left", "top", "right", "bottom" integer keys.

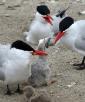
[
  {"left": 0, "top": 44, "right": 32, "bottom": 84},
  {"left": 0, "top": 40, "right": 48, "bottom": 94},
  {"left": 60, "top": 20, "right": 85, "bottom": 55},
  {"left": 52, "top": 16, "right": 62, "bottom": 34},
  {"left": 24, "top": 12, "right": 54, "bottom": 45},
  {"left": 54, "top": 17, "right": 85, "bottom": 69}
]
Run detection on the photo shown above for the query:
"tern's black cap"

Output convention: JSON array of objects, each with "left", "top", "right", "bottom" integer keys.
[
  {"left": 37, "top": 5, "right": 50, "bottom": 15},
  {"left": 11, "top": 40, "right": 35, "bottom": 52},
  {"left": 59, "top": 17, "right": 74, "bottom": 32}
]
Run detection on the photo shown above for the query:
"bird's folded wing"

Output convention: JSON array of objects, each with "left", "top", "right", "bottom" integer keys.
[{"left": 75, "top": 38, "right": 85, "bottom": 51}]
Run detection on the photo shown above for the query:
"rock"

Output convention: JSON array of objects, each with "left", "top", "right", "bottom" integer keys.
[
  {"left": 66, "top": 82, "right": 77, "bottom": 88},
  {"left": 7, "top": 6, "right": 15, "bottom": 10},
  {"left": 78, "top": 10, "right": 85, "bottom": 15},
  {"left": 49, "top": 0, "right": 56, "bottom": 3},
  {"left": 4, "top": 14, "right": 11, "bottom": 17},
  {"left": 50, "top": 90, "right": 54, "bottom": 96},
  {"left": 76, "top": 0, "right": 80, "bottom": 1}
]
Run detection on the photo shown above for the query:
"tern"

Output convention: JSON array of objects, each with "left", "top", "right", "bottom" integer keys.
[{"left": 0, "top": 40, "right": 47, "bottom": 95}]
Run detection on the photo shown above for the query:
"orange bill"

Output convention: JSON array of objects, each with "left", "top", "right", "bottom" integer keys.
[
  {"left": 32, "top": 50, "right": 48, "bottom": 56},
  {"left": 54, "top": 31, "right": 65, "bottom": 44},
  {"left": 43, "top": 15, "right": 53, "bottom": 25}
]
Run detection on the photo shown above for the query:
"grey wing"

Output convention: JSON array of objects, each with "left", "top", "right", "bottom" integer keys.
[
  {"left": 0, "top": 69, "right": 5, "bottom": 81},
  {"left": 74, "top": 23, "right": 85, "bottom": 51},
  {"left": 75, "top": 38, "right": 85, "bottom": 51}
]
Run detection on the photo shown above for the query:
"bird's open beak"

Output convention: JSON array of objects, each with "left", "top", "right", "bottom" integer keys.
[
  {"left": 53, "top": 31, "right": 65, "bottom": 44},
  {"left": 43, "top": 15, "right": 53, "bottom": 25},
  {"left": 32, "top": 50, "right": 48, "bottom": 56}
]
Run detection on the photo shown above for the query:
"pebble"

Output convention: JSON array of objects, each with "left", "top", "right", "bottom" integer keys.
[
  {"left": 7, "top": 6, "right": 15, "bottom": 10},
  {"left": 66, "top": 82, "right": 76, "bottom": 88},
  {"left": 78, "top": 10, "right": 85, "bottom": 15}
]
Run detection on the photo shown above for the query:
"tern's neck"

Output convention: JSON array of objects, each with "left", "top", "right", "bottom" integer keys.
[{"left": 61, "top": 30, "right": 75, "bottom": 49}]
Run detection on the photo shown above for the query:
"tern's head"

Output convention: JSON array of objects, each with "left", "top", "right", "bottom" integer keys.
[
  {"left": 11, "top": 40, "right": 48, "bottom": 56},
  {"left": 35, "top": 5, "right": 53, "bottom": 25},
  {"left": 54, "top": 17, "right": 74, "bottom": 44},
  {"left": 59, "top": 16, "right": 74, "bottom": 32}
]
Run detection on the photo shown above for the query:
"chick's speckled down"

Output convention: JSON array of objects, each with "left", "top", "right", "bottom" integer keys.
[{"left": 29, "top": 56, "right": 51, "bottom": 87}]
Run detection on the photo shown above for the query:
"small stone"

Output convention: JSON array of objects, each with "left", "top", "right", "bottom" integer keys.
[
  {"left": 23, "top": 1, "right": 28, "bottom": 4},
  {"left": 57, "top": 95, "right": 60, "bottom": 98},
  {"left": 78, "top": 11, "right": 85, "bottom": 15},
  {"left": 76, "top": 0, "right": 80, "bottom": 2},
  {"left": 69, "top": 62, "right": 74, "bottom": 65},
  {"left": 66, "top": 82, "right": 76, "bottom": 88},
  {"left": 50, "top": 90, "right": 54, "bottom": 96},
  {"left": 4, "top": 14, "right": 10, "bottom": 17},
  {"left": 7, "top": 6, "right": 15, "bottom": 10},
  {"left": 50, "top": 0, "right": 56, "bottom": 3}
]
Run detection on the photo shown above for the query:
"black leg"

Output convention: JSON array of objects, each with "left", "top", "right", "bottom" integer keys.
[
  {"left": 5, "top": 85, "right": 12, "bottom": 95},
  {"left": 73, "top": 56, "right": 85, "bottom": 70},
  {"left": 15, "top": 84, "right": 23, "bottom": 94}
]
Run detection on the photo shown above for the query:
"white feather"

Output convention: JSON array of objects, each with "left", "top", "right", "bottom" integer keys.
[
  {"left": 60, "top": 20, "right": 85, "bottom": 55},
  {"left": 25, "top": 12, "right": 54, "bottom": 45},
  {"left": 0, "top": 44, "right": 32, "bottom": 84}
]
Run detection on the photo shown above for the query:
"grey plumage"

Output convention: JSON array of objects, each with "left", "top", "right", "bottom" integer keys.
[
  {"left": 29, "top": 38, "right": 51, "bottom": 87},
  {"left": 75, "top": 38, "right": 85, "bottom": 51},
  {"left": 29, "top": 57, "right": 51, "bottom": 87},
  {"left": 0, "top": 69, "right": 5, "bottom": 81}
]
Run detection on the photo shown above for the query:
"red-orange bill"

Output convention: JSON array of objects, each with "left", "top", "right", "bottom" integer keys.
[
  {"left": 54, "top": 31, "right": 65, "bottom": 44},
  {"left": 32, "top": 50, "right": 48, "bottom": 56},
  {"left": 43, "top": 15, "right": 53, "bottom": 25}
]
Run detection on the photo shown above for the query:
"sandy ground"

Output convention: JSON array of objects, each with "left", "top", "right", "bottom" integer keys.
[{"left": 0, "top": 0, "right": 85, "bottom": 102}]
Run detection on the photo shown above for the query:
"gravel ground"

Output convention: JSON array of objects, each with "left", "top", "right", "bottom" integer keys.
[{"left": 0, "top": 0, "right": 85, "bottom": 102}]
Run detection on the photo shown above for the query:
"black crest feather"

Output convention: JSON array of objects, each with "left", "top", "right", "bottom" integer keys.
[
  {"left": 56, "top": 7, "right": 69, "bottom": 18},
  {"left": 11, "top": 40, "right": 35, "bottom": 51},
  {"left": 37, "top": 5, "right": 50, "bottom": 15},
  {"left": 59, "top": 17, "right": 74, "bottom": 32},
  {"left": 56, "top": 10, "right": 66, "bottom": 18}
]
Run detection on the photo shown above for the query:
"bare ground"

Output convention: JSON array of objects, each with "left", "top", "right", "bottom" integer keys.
[{"left": 0, "top": 0, "right": 85, "bottom": 102}]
